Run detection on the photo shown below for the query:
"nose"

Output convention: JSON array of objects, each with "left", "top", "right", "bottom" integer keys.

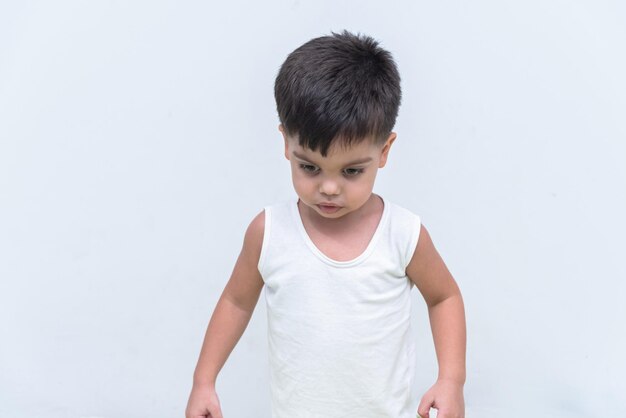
[{"left": 319, "top": 177, "right": 340, "bottom": 196}]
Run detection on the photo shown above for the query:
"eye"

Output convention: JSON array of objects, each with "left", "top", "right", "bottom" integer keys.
[
  {"left": 299, "top": 163, "right": 319, "bottom": 174},
  {"left": 343, "top": 167, "right": 364, "bottom": 177}
]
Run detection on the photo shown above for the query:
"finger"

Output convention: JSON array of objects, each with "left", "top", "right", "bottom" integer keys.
[
  {"left": 417, "top": 402, "right": 434, "bottom": 418},
  {"left": 188, "top": 411, "right": 209, "bottom": 418},
  {"left": 210, "top": 407, "right": 224, "bottom": 418},
  {"left": 436, "top": 411, "right": 459, "bottom": 418}
]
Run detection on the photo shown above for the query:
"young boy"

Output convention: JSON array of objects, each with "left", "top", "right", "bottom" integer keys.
[{"left": 186, "top": 30, "right": 466, "bottom": 418}]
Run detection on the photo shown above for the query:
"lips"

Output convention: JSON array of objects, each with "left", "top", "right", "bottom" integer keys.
[{"left": 317, "top": 203, "right": 342, "bottom": 214}]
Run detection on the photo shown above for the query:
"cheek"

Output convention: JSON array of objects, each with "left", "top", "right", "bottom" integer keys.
[
  {"left": 353, "top": 173, "right": 377, "bottom": 195},
  {"left": 342, "top": 179, "right": 368, "bottom": 198},
  {"left": 291, "top": 170, "right": 314, "bottom": 193}
]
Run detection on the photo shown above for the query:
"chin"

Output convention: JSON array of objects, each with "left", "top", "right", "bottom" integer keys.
[{"left": 317, "top": 210, "right": 344, "bottom": 218}]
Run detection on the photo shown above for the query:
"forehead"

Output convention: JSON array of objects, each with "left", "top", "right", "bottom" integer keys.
[{"left": 289, "top": 137, "right": 379, "bottom": 163}]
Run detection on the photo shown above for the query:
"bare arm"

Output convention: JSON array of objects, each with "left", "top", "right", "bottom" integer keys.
[
  {"left": 192, "top": 211, "right": 266, "bottom": 387},
  {"left": 407, "top": 224, "right": 466, "bottom": 418}
]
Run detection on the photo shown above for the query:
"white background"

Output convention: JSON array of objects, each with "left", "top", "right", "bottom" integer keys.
[{"left": 1, "top": 1, "right": 625, "bottom": 417}]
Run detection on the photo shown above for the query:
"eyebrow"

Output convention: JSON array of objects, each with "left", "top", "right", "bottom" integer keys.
[{"left": 292, "top": 151, "right": 373, "bottom": 166}]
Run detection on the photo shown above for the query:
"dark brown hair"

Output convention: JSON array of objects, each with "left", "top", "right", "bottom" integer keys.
[{"left": 274, "top": 30, "right": 402, "bottom": 156}]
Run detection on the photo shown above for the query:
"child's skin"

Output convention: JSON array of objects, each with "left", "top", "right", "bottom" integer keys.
[{"left": 185, "top": 126, "right": 467, "bottom": 418}]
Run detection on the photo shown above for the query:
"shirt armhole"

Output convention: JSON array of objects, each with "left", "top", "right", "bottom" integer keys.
[
  {"left": 404, "top": 213, "right": 422, "bottom": 271},
  {"left": 257, "top": 206, "right": 271, "bottom": 276}
]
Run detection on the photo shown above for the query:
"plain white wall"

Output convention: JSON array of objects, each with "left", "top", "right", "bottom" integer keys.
[{"left": 1, "top": 1, "right": 625, "bottom": 417}]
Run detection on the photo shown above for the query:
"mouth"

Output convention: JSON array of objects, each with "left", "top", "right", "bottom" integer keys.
[{"left": 317, "top": 203, "right": 342, "bottom": 214}]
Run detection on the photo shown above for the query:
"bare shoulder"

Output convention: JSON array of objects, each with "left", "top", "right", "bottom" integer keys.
[
  {"left": 406, "top": 223, "right": 461, "bottom": 307},
  {"left": 407, "top": 224, "right": 437, "bottom": 274},
  {"left": 222, "top": 210, "right": 265, "bottom": 312},
  {"left": 243, "top": 209, "right": 265, "bottom": 255}
]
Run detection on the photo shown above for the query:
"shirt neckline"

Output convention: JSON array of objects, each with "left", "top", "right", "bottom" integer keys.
[{"left": 291, "top": 194, "right": 390, "bottom": 268}]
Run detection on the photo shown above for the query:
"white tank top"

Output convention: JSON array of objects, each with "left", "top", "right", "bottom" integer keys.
[{"left": 258, "top": 195, "right": 422, "bottom": 418}]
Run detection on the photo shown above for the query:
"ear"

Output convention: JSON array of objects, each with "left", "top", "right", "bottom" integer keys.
[
  {"left": 378, "top": 132, "right": 397, "bottom": 168},
  {"left": 279, "top": 124, "right": 290, "bottom": 160}
]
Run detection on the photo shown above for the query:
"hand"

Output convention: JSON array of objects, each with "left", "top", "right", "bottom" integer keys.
[
  {"left": 417, "top": 378, "right": 465, "bottom": 418},
  {"left": 185, "top": 383, "right": 223, "bottom": 418}
]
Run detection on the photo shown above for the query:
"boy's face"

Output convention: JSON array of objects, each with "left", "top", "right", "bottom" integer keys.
[{"left": 280, "top": 125, "right": 396, "bottom": 221}]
